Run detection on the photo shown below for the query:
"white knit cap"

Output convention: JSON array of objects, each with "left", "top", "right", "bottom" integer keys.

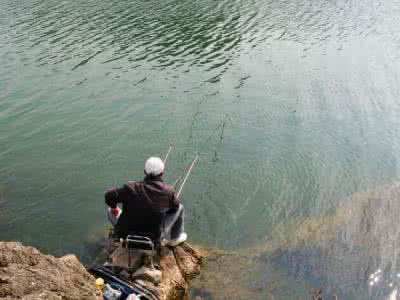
[{"left": 144, "top": 157, "right": 165, "bottom": 176}]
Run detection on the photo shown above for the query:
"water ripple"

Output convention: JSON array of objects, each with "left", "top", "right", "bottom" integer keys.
[{"left": 2, "top": 0, "right": 394, "bottom": 82}]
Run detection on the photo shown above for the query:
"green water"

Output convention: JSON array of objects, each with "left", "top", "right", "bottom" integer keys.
[{"left": 1, "top": 0, "right": 400, "bottom": 298}]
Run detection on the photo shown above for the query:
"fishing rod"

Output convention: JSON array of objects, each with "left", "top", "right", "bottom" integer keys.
[
  {"left": 173, "top": 160, "right": 192, "bottom": 187},
  {"left": 176, "top": 154, "right": 199, "bottom": 199},
  {"left": 172, "top": 152, "right": 200, "bottom": 187},
  {"left": 163, "top": 144, "right": 173, "bottom": 164}
]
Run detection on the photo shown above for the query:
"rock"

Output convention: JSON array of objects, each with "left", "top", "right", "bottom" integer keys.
[
  {"left": 100, "top": 242, "right": 204, "bottom": 300},
  {"left": 0, "top": 241, "right": 204, "bottom": 300},
  {"left": 0, "top": 241, "right": 97, "bottom": 300},
  {"left": 132, "top": 266, "right": 162, "bottom": 284},
  {"left": 158, "top": 243, "right": 203, "bottom": 300},
  {"left": 109, "top": 247, "right": 144, "bottom": 270}
]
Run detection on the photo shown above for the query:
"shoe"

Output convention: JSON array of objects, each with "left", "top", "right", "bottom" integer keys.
[{"left": 166, "top": 232, "right": 187, "bottom": 247}]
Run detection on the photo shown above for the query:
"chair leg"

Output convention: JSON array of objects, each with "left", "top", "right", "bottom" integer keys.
[
  {"left": 143, "top": 253, "right": 156, "bottom": 269},
  {"left": 149, "top": 255, "right": 154, "bottom": 269}
]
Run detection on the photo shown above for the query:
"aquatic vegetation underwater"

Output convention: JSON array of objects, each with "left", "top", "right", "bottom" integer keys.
[{"left": 191, "top": 182, "right": 400, "bottom": 300}]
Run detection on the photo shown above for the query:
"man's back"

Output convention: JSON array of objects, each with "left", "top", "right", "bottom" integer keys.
[{"left": 105, "top": 176, "right": 179, "bottom": 241}]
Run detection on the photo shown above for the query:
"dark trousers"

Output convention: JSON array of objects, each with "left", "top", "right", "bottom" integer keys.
[{"left": 162, "top": 204, "right": 185, "bottom": 240}]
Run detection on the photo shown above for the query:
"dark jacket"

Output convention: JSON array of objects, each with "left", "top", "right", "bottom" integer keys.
[{"left": 105, "top": 176, "right": 179, "bottom": 240}]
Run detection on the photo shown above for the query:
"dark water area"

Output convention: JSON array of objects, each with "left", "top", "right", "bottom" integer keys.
[{"left": 1, "top": 0, "right": 400, "bottom": 298}]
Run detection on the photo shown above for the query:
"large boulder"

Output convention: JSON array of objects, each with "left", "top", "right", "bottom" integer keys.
[
  {"left": 158, "top": 243, "right": 203, "bottom": 300},
  {"left": 0, "top": 241, "right": 98, "bottom": 300}
]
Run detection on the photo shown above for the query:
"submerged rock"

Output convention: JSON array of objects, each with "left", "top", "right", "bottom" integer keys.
[{"left": 191, "top": 182, "right": 400, "bottom": 300}]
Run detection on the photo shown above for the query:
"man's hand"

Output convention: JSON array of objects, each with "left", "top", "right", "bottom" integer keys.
[{"left": 111, "top": 207, "right": 120, "bottom": 217}]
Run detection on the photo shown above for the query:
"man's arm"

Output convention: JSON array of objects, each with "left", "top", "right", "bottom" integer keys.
[
  {"left": 104, "top": 185, "right": 130, "bottom": 208},
  {"left": 170, "top": 189, "right": 180, "bottom": 208}
]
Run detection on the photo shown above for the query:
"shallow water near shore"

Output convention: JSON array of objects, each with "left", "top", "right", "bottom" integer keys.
[{"left": 1, "top": 0, "right": 400, "bottom": 298}]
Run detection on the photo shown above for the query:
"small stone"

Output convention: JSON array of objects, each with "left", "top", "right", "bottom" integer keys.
[{"left": 132, "top": 266, "right": 162, "bottom": 284}]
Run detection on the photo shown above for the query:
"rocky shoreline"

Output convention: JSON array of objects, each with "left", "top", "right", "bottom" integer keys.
[{"left": 0, "top": 241, "right": 203, "bottom": 300}]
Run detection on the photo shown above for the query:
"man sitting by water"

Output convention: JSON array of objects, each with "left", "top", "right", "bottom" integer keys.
[{"left": 105, "top": 157, "right": 187, "bottom": 247}]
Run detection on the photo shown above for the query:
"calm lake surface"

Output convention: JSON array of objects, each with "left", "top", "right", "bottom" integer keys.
[{"left": 1, "top": 0, "right": 400, "bottom": 298}]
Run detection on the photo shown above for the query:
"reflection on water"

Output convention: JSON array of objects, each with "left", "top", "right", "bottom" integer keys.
[
  {"left": 1, "top": 0, "right": 400, "bottom": 299},
  {"left": 368, "top": 269, "right": 400, "bottom": 299}
]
